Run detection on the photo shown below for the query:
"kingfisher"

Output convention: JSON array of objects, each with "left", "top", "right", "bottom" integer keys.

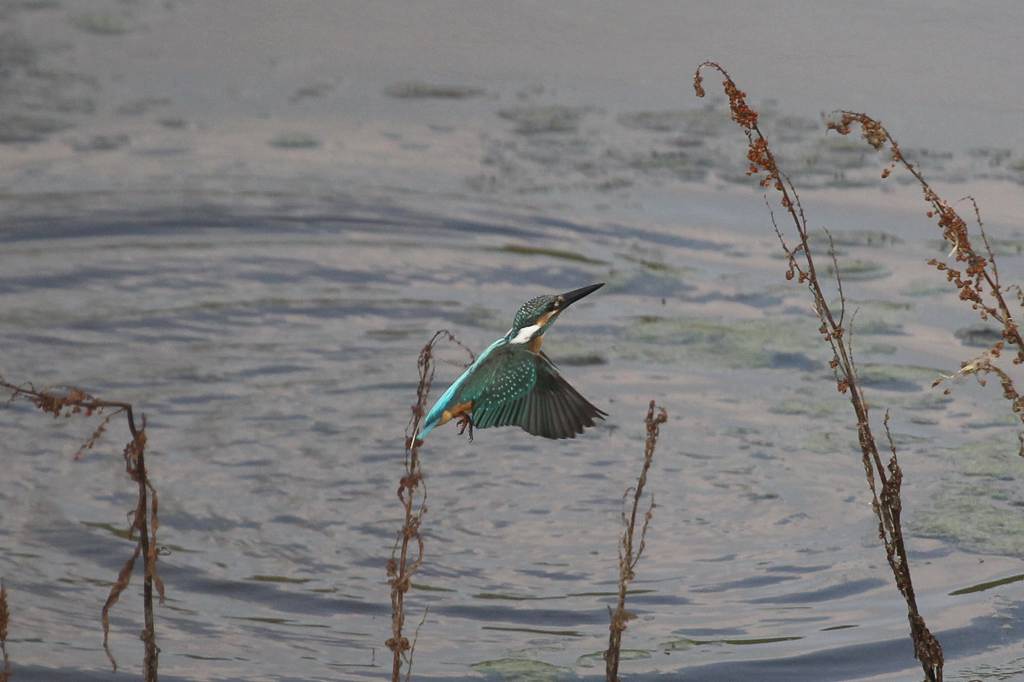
[{"left": 418, "top": 282, "right": 607, "bottom": 441}]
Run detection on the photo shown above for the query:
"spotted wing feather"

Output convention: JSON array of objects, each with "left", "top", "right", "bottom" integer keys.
[
  {"left": 458, "top": 345, "right": 605, "bottom": 439},
  {"left": 457, "top": 345, "right": 537, "bottom": 430}
]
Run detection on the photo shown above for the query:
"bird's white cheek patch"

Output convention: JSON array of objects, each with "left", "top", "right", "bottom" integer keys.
[{"left": 510, "top": 324, "right": 541, "bottom": 344}]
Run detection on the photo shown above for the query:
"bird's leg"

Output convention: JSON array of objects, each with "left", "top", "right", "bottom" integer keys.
[{"left": 455, "top": 413, "right": 474, "bottom": 441}]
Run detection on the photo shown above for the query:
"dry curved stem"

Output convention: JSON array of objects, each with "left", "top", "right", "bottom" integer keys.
[
  {"left": 0, "top": 378, "right": 161, "bottom": 681},
  {"left": 605, "top": 400, "right": 668, "bottom": 682},
  {"left": 695, "top": 61, "right": 943, "bottom": 681},
  {"left": 828, "top": 111, "right": 1024, "bottom": 450},
  {"left": 404, "top": 607, "right": 429, "bottom": 682},
  {"left": 0, "top": 579, "right": 9, "bottom": 682},
  {"left": 387, "top": 330, "right": 473, "bottom": 682}
]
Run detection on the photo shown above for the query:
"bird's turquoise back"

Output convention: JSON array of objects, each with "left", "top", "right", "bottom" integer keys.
[
  {"left": 457, "top": 346, "right": 538, "bottom": 429},
  {"left": 418, "top": 337, "right": 505, "bottom": 439}
]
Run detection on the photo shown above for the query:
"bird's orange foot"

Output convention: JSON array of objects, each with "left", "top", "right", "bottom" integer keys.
[{"left": 455, "top": 413, "right": 474, "bottom": 441}]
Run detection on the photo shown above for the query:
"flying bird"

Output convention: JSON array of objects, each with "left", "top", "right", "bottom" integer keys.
[{"left": 418, "top": 283, "right": 607, "bottom": 441}]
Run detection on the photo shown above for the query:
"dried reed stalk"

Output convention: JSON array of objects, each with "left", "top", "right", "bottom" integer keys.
[
  {"left": 0, "top": 579, "right": 9, "bottom": 682},
  {"left": 0, "top": 379, "right": 163, "bottom": 681},
  {"left": 387, "top": 330, "right": 472, "bottom": 682},
  {"left": 605, "top": 401, "right": 667, "bottom": 681},
  {"left": 694, "top": 61, "right": 943, "bottom": 681},
  {"left": 829, "top": 112, "right": 1024, "bottom": 454}
]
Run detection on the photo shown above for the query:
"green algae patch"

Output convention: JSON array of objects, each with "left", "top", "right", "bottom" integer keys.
[
  {"left": 498, "top": 106, "right": 590, "bottom": 135},
  {"left": 854, "top": 319, "right": 905, "bottom": 335},
  {"left": 411, "top": 582, "right": 456, "bottom": 593},
  {"left": 661, "top": 635, "right": 802, "bottom": 651},
  {"left": 901, "top": 279, "right": 951, "bottom": 298},
  {"left": 913, "top": 435, "right": 1024, "bottom": 557},
  {"left": 71, "top": 11, "right": 131, "bottom": 35},
  {"left": 365, "top": 326, "right": 425, "bottom": 340},
  {"left": 955, "top": 325, "right": 1003, "bottom": 348},
  {"left": 576, "top": 649, "right": 650, "bottom": 667},
  {"left": 567, "top": 589, "right": 655, "bottom": 598},
  {"left": 861, "top": 342, "right": 899, "bottom": 356},
  {"left": 808, "top": 229, "right": 903, "bottom": 249},
  {"left": 230, "top": 616, "right": 291, "bottom": 625},
  {"left": 856, "top": 363, "right": 944, "bottom": 392},
  {"left": 987, "top": 237, "right": 1024, "bottom": 256},
  {"left": 81, "top": 520, "right": 133, "bottom": 540},
  {"left": 269, "top": 132, "right": 321, "bottom": 149},
  {"left": 799, "top": 429, "right": 859, "bottom": 456},
  {"left": 473, "top": 592, "right": 563, "bottom": 602},
  {"left": 827, "top": 300, "right": 909, "bottom": 338},
  {"left": 824, "top": 259, "right": 890, "bottom": 281},
  {"left": 964, "top": 411, "right": 1021, "bottom": 429},
  {"left": 930, "top": 235, "right": 1024, "bottom": 257},
  {"left": 628, "top": 149, "right": 711, "bottom": 182},
  {"left": 950, "top": 573, "right": 1024, "bottom": 596},
  {"left": 619, "top": 105, "right": 731, "bottom": 136},
  {"left": 0, "top": 114, "right": 71, "bottom": 144},
  {"left": 619, "top": 252, "right": 697, "bottom": 278},
  {"left": 472, "top": 658, "right": 574, "bottom": 681},
  {"left": 557, "top": 352, "right": 607, "bottom": 366},
  {"left": 624, "top": 316, "right": 819, "bottom": 370},
  {"left": 483, "top": 625, "right": 583, "bottom": 637},
  {"left": 617, "top": 108, "right": 730, "bottom": 134},
  {"left": 846, "top": 299, "right": 913, "bottom": 312},
  {"left": 900, "top": 391, "right": 954, "bottom": 412},
  {"left": 498, "top": 243, "right": 607, "bottom": 265},
  {"left": 473, "top": 588, "right": 652, "bottom": 601},
  {"left": 247, "top": 575, "right": 311, "bottom": 584},
  {"left": 769, "top": 398, "right": 838, "bottom": 419},
  {"left": 384, "top": 82, "right": 484, "bottom": 99}
]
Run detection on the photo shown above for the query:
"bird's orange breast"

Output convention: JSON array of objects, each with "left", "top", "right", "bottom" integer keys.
[{"left": 528, "top": 310, "right": 559, "bottom": 353}]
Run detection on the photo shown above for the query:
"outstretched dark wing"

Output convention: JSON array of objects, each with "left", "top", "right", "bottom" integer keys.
[
  {"left": 517, "top": 353, "right": 606, "bottom": 439},
  {"left": 459, "top": 345, "right": 605, "bottom": 439}
]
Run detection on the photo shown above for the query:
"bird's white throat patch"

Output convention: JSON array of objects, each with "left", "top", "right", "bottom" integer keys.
[{"left": 509, "top": 324, "right": 541, "bottom": 345}]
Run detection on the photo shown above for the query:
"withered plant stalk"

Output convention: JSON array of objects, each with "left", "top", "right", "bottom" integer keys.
[
  {"left": 694, "top": 62, "right": 944, "bottom": 681},
  {"left": 829, "top": 112, "right": 1024, "bottom": 453},
  {"left": 0, "top": 578, "right": 9, "bottom": 682},
  {"left": 605, "top": 400, "right": 668, "bottom": 682},
  {"left": 387, "top": 330, "right": 472, "bottom": 682},
  {"left": 0, "top": 379, "right": 163, "bottom": 681}
]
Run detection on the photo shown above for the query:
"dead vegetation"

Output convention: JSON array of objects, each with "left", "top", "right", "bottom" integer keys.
[
  {"left": 695, "top": 61, "right": 944, "bottom": 681},
  {"left": 0, "top": 579, "right": 9, "bottom": 682},
  {"left": 0, "top": 379, "right": 162, "bottom": 681},
  {"left": 605, "top": 401, "right": 667, "bottom": 682},
  {"left": 387, "top": 330, "right": 473, "bottom": 682},
  {"left": 828, "top": 111, "right": 1024, "bottom": 454}
]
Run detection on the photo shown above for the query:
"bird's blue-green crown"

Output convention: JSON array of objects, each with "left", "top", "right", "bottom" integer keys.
[
  {"left": 511, "top": 295, "right": 558, "bottom": 333},
  {"left": 506, "top": 283, "right": 605, "bottom": 339}
]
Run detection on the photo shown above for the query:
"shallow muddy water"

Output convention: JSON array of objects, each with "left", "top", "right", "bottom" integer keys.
[{"left": 2, "top": 2, "right": 1024, "bottom": 681}]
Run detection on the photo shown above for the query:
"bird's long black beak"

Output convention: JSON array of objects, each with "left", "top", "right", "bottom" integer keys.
[{"left": 559, "top": 282, "right": 604, "bottom": 308}]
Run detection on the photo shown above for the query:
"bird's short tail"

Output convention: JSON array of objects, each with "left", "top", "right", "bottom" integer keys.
[
  {"left": 416, "top": 398, "right": 447, "bottom": 440},
  {"left": 417, "top": 417, "right": 438, "bottom": 440}
]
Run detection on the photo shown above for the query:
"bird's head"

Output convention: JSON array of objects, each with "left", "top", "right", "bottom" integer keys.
[{"left": 506, "top": 282, "right": 604, "bottom": 345}]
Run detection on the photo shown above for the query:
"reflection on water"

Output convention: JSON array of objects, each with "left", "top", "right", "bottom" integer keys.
[{"left": 1, "top": 1, "right": 1024, "bottom": 681}]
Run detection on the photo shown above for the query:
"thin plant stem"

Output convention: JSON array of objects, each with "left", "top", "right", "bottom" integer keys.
[
  {"left": 387, "top": 331, "right": 472, "bottom": 682},
  {"left": 605, "top": 401, "right": 667, "bottom": 682},
  {"left": 0, "top": 379, "right": 162, "bottom": 681},
  {"left": 694, "top": 62, "right": 943, "bottom": 681}
]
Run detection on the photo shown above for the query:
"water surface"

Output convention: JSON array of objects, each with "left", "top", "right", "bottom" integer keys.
[{"left": 1, "top": 2, "right": 1024, "bottom": 680}]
